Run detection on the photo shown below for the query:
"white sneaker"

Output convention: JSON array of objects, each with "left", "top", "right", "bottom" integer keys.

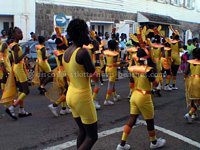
[
  {"left": 113, "top": 95, "right": 121, "bottom": 102},
  {"left": 135, "top": 118, "right": 141, "bottom": 126},
  {"left": 104, "top": 100, "right": 114, "bottom": 105},
  {"left": 191, "top": 114, "right": 198, "bottom": 120},
  {"left": 172, "top": 86, "right": 178, "bottom": 90},
  {"left": 101, "top": 83, "right": 104, "bottom": 86},
  {"left": 48, "top": 104, "right": 58, "bottom": 117},
  {"left": 94, "top": 100, "right": 101, "bottom": 110},
  {"left": 60, "top": 108, "right": 71, "bottom": 115},
  {"left": 184, "top": 113, "right": 192, "bottom": 123},
  {"left": 156, "top": 83, "right": 161, "bottom": 90},
  {"left": 116, "top": 144, "right": 130, "bottom": 150},
  {"left": 164, "top": 85, "right": 172, "bottom": 91},
  {"left": 150, "top": 138, "right": 166, "bottom": 149}
]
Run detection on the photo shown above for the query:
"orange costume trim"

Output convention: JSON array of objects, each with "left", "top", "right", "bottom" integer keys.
[
  {"left": 127, "top": 47, "right": 138, "bottom": 53},
  {"left": 103, "top": 50, "right": 119, "bottom": 57},
  {"left": 187, "top": 59, "right": 200, "bottom": 65},
  {"left": 128, "top": 65, "right": 152, "bottom": 73}
]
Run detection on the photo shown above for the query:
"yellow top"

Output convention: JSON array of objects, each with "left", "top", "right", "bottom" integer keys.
[
  {"left": 36, "top": 44, "right": 47, "bottom": 62},
  {"left": 151, "top": 47, "right": 162, "bottom": 59},
  {"left": 190, "top": 63, "right": 200, "bottom": 75},
  {"left": 63, "top": 47, "right": 91, "bottom": 91},
  {"left": 171, "top": 42, "right": 182, "bottom": 55},
  {"left": 0, "top": 43, "right": 12, "bottom": 73},
  {"left": 128, "top": 65, "right": 152, "bottom": 91},
  {"left": 10, "top": 42, "right": 24, "bottom": 64},
  {"left": 104, "top": 50, "right": 119, "bottom": 66}
]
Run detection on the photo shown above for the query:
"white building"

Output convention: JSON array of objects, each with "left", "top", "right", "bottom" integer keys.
[
  {"left": 0, "top": 0, "right": 35, "bottom": 41},
  {"left": 0, "top": 0, "right": 200, "bottom": 42}
]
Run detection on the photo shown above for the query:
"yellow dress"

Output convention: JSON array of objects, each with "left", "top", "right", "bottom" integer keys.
[
  {"left": 187, "top": 60, "right": 200, "bottom": 100},
  {"left": 63, "top": 47, "right": 97, "bottom": 124},
  {"left": 128, "top": 65, "right": 154, "bottom": 120},
  {"left": 104, "top": 50, "right": 119, "bottom": 82},
  {"left": 171, "top": 42, "right": 182, "bottom": 65},
  {"left": 10, "top": 42, "right": 28, "bottom": 83},
  {"left": 151, "top": 45, "right": 162, "bottom": 73},
  {"left": 35, "top": 44, "right": 51, "bottom": 73},
  {"left": 0, "top": 43, "right": 11, "bottom": 89}
]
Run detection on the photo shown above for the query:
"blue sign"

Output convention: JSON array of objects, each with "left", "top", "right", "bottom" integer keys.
[{"left": 55, "top": 13, "right": 67, "bottom": 27}]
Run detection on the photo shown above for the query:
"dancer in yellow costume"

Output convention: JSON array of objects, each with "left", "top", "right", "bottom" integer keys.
[
  {"left": 63, "top": 19, "right": 98, "bottom": 149},
  {"left": 0, "top": 38, "right": 12, "bottom": 109},
  {"left": 47, "top": 27, "right": 71, "bottom": 116},
  {"left": 126, "top": 42, "right": 139, "bottom": 99},
  {"left": 0, "top": 40, "right": 12, "bottom": 91},
  {"left": 184, "top": 48, "right": 200, "bottom": 123},
  {"left": 3, "top": 27, "right": 31, "bottom": 120},
  {"left": 169, "top": 26, "right": 183, "bottom": 90},
  {"left": 161, "top": 41, "right": 173, "bottom": 91},
  {"left": 92, "top": 37, "right": 105, "bottom": 110},
  {"left": 33, "top": 36, "right": 52, "bottom": 95},
  {"left": 104, "top": 39, "right": 121, "bottom": 106},
  {"left": 116, "top": 48, "right": 166, "bottom": 150}
]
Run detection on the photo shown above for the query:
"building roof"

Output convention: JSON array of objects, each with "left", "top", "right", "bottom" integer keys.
[
  {"left": 137, "top": 12, "right": 180, "bottom": 25},
  {"left": 173, "top": 20, "right": 200, "bottom": 33}
]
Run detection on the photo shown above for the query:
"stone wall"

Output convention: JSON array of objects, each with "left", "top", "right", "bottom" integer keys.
[{"left": 35, "top": 3, "right": 136, "bottom": 36}]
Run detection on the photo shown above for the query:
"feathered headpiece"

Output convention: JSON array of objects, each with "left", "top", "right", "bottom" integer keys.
[
  {"left": 169, "top": 25, "right": 180, "bottom": 36},
  {"left": 146, "top": 25, "right": 163, "bottom": 36},
  {"left": 130, "top": 26, "right": 149, "bottom": 55},
  {"left": 90, "top": 31, "right": 95, "bottom": 39},
  {"left": 55, "top": 27, "right": 68, "bottom": 47}
]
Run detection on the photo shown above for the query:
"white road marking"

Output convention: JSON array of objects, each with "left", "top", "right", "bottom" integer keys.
[
  {"left": 44, "top": 125, "right": 138, "bottom": 150},
  {"left": 44, "top": 120, "right": 200, "bottom": 150}
]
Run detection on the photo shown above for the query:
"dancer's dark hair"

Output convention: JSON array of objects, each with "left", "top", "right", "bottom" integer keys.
[{"left": 67, "top": 19, "right": 90, "bottom": 47}]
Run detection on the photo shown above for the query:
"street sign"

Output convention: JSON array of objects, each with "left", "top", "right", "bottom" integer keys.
[{"left": 55, "top": 13, "right": 68, "bottom": 27}]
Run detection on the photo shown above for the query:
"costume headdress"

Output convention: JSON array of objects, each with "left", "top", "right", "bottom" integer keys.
[
  {"left": 130, "top": 26, "right": 149, "bottom": 55},
  {"left": 55, "top": 27, "right": 68, "bottom": 47}
]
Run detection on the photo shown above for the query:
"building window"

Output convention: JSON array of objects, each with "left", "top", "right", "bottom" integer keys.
[
  {"left": 98, "top": 25, "right": 101, "bottom": 35},
  {"left": 184, "top": 0, "right": 195, "bottom": 10},
  {"left": 154, "top": 0, "right": 166, "bottom": 3},
  {"left": 170, "top": 0, "right": 181, "bottom": 6},
  {"left": 3, "top": 22, "right": 9, "bottom": 33},
  {"left": 102, "top": 25, "right": 104, "bottom": 35},
  {"left": 91, "top": 25, "right": 95, "bottom": 31},
  {"left": 197, "top": 0, "right": 200, "bottom": 12},
  {"left": 11, "top": 22, "right": 14, "bottom": 28}
]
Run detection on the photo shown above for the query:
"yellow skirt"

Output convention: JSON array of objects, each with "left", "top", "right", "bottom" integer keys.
[
  {"left": 106, "top": 67, "right": 117, "bottom": 82},
  {"left": 13, "top": 64, "right": 28, "bottom": 83},
  {"left": 188, "top": 77, "right": 200, "bottom": 99},
  {"left": 38, "top": 61, "right": 51, "bottom": 73}
]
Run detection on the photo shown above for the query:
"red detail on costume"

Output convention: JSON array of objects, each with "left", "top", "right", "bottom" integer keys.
[
  {"left": 107, "top": 89, "right": 112, "bottom": 95},
  {"left": 54, "top": 50, "right": 59, "bottom": 56},
  {"left": 93, "top": 87, "right": 99, "bottom": 93},
  {"left": 124, "top": 125, "right": 132, "bottom": 134},
  {"left": 129, "top": 83, "right": 135, "bottom": 89}
]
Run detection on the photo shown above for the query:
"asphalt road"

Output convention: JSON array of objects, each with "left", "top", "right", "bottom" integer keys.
[{"left": 0, "top": 74, "right": 199, "bottom": 150}]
